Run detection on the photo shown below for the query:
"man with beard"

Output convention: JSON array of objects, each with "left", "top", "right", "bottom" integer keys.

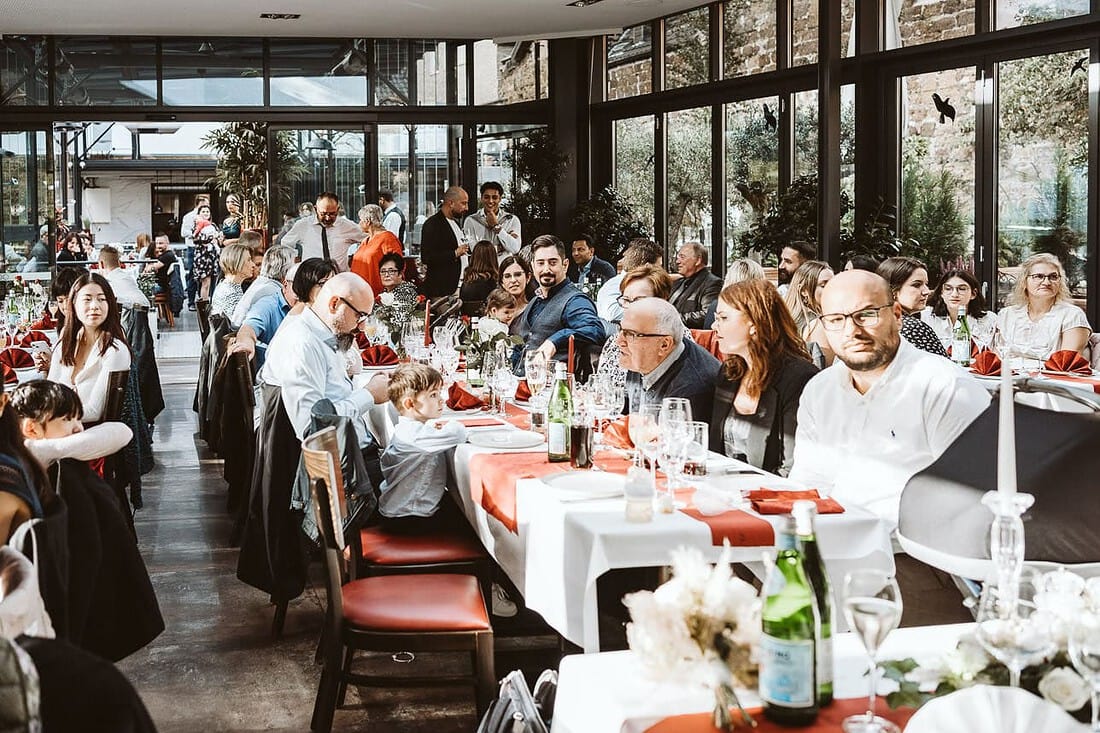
[
  {"left": 513, "top": 235, "right": 605, "bottom": 377},
  {"left": 777, "top": 240, "right": 817, "bottom": 296},
  {"left": 789, "top": 270, "right": 988, "bottom": 527},
  {"left": 421, "top": 186, "right": 471, "bottom": 297}
]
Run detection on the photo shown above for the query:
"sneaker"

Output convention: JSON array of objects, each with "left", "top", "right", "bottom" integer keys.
[
  {"left": 188, "top": 303, "right": 197, "bottom": 311},
  {"left": 491, "top": 582, "right": 518, "bottom": 618}
]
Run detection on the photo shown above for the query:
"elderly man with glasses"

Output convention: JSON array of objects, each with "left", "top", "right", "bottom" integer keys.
[
  {"left": 789, "top": 270, "right": 989, "bottom": 528},
  {"left": 619, "top": 297, "right": 721, "bottom": 422}
]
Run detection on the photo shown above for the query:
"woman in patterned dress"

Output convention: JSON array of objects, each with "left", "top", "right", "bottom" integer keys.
[
  {"left": 876, "top": 256, "right": 948, "bottom": 357},
  {"left": 191, "top": 204, "right": 222, "bottom": 300}
]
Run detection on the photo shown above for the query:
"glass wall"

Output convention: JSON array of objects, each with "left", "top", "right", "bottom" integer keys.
[
  {"left": 161, "top": 40, "right": 263, "bottom": 106},
  {"left": 613, "top": 116, "right": 655, "bottom": 234},
  {"left": 665, "top": 7, "right": 710, "bottom": 89},
  {"left": 0, "top": 36, "right": 48, "bottom": 106},
  {"left": 996, "top": 0, "right": 1088, "bottom": 30},
  {"left": 725, "top": 97, "right": 779, "bottom": 263},
  {"left": 473, "top": 40, "right": 543, "bottom": 105},
  {"left": 893, "top": 0, "right": 974, "bottom": 49},
  {"left": 269, "top": 40, "right": 369, "bottom": 107},
  {"left": 794, "top": 89, "right": 818, "bottom": 178},
  {"left": 791, "top": 0, "right": 818, "bottom": 66},
  {"left": 607, "top": 25, "right": 652, "bottom": 101},
  {"left": 0, "top": 130, "right": 51, "bottom": 277},
  {"left": 284, "top": 129, "right": 366, "bottom": 216},
  {"left": 666, "top": 107, "right": 712, "bottom": 256},
  {"left": 723, "top": 0, "right": 775, "bottom": 78},
  {"left": 375, "top": 39, "right": 410, "bottom": 106},
  {"left": 55, "top": 38, "right": 158, "bottom": 106}
]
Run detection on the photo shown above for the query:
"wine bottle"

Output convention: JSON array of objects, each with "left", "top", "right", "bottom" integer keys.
[
  {"left": 952, "top": 306, "right": 971, "bottom": 367},
  {"left": 793, "top": 500, "right": 833, "bottom": 707},
  {"left": 546, "top": 361, "right": 572, "bottom": 463},
  {"left": 759, "top": 516, "right": 819, "bottom": 726}
]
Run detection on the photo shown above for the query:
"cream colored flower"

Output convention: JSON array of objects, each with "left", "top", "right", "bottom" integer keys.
[
  {"left": 379, "top": 291, "right": 395, "bottom": 307},
  {"left": 1038, "top": 667, "right": 1091, "bottom": 711}
]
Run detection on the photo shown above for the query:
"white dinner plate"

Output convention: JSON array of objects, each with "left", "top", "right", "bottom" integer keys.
[
  {"left": 360, "top": 365, "right": 396, "bottom": 373},
  {"left": 542, "top": 471, "right": 625, "bottom": 496},
  {"left": 468, "top": 430, "right": 544, "bottom": 449}
]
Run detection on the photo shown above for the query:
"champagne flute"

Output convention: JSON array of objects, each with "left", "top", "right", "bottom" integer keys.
[
  {"left": 1069, "top": 616, "right": 1100, "bottom": 732},
  {"left": 975, "top": 574, "right": 1055, "bottom": 689},
  {"left": 842, "top": 569, "right": 903, "bottom": 733}
]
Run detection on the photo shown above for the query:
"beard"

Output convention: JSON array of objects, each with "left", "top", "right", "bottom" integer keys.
[
  {"left": 335, "top": 333, "right": 356, "bottom": 352},
  {"left": 777, "top": 268, "right": 792, "bottom": 285},
  {"left": 835, "top": 333, "right": 900, "bottom": 373}
]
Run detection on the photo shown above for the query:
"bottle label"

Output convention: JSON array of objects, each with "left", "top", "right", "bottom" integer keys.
[
  {"left": 952, "top": 338, "right": 970, "bottom": 364},
  {"left": 759, "top": 634, "right": 815, "bottom": 708},
  {"left": 818, "top": 635, "right": 833, "bottom": 685},
  {"left": 547, "top": 422, "right": 567, "bottom": 455}
]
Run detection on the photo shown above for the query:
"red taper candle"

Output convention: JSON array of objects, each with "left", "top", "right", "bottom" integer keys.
[
  {"left": 424, "top": 307, "right": 431, "bottom": 346},
  {"left": 567, "top": 334, "right": 575, "bottom": 374}
]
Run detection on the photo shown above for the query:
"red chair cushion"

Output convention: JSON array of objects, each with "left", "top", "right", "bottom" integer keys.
[
  {"left": 341, "top": 573, "right": 490, "bottom": 631},
  {"left": 359, "top": 527, "right": 486, "bottom": 565}
]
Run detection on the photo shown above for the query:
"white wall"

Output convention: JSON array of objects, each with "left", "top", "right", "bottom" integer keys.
[{"left": 82, "top": 174, "right": 150, "bottom": 245}]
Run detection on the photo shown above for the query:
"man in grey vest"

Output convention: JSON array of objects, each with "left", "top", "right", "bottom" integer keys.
[{"left": 513, "top": 235, "right": 606, "bottom": 377}]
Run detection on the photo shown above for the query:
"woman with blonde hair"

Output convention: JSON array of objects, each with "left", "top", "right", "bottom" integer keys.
[
  {"left": 997, "top": 252, "right": 1090, "bottom": 365},
  {"left": 350, "top": 203, "right": 403, "bottom": 294},
  {"left": 782, "top": 260, "right": 834, "bottom": 367},
  {"left": 208, "top": 244, "right": 256, "bottom": 318}
]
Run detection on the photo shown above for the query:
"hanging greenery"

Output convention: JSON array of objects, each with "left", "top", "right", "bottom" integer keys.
[{"left": 569, "top": 186, "right": 651, "bottom": 264}]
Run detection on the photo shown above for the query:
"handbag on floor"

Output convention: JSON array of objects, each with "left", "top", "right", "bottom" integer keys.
[{"left": 475, "top": 669, "right": 549, "bottom": 733}]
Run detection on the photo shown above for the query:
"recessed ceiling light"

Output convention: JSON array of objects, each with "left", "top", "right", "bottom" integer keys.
[
  {"left": 259, "top": 12, "right": 301, "bottom": 19},
  {"left": 568, "top": 0, "right": 608, "bottom": 6}
]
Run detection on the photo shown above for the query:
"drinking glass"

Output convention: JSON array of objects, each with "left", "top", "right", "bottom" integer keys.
[
  {"left": 628, "top": 404, "right": 662, "bottom": 488},
  {"left": 660, "top": 397, "right": 693, "bottom": 427},
  {"left": 493, "top": 357, "right": 518, "bottom": 415},
  {"left": 975, "top": 574, "right": 1056, "bottom": 688},
  {"left": 657, "top": 420, "right": 690, "bottom": 494},
  {"left": 591, "top": 376, "right": 624, "bottom": 454},
  {"left": 524, "top": 350, "right": 548, "bottom": 398},
  {"left": 842, "top": 569, "right": 904, "bottom": 733},
  {"left": 438, "top": 347, "right": 460, "bottom": 387},
  {"left": 481, "top": 356, "right": 498, "bottom": 412},
  {"left": 682, "top": 421, "right": 709, "bottom": 478},
  {"left": 1069, "top": 616, "right": 1100, "bottom": 732}
]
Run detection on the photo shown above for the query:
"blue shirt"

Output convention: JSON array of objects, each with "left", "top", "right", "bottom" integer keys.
[
  {"left": 243, "top": 291, "right": 291, "bottom": 367},
  {"left": 527, "top": 279, "right": 606, "bottom": 352}
]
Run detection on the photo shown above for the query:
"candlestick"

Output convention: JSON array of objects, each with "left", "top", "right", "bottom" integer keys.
[
  {"left": 567, "top": 335, "right": 574, "bottom": 375},
  {"left": 997, "top": 353, "right": 1016, "bottom": 495}
]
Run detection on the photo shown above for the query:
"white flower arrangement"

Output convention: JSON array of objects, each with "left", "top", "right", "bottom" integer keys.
[
  {"left": 475, "top": 316, "right": 509, "bottom": 339},
  {"left": 378, "top": 291, "right": 395, "bottom": 307}
]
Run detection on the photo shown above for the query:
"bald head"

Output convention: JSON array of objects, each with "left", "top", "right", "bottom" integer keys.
[
  {"left": 442, "top": 186, "right": 469, "bottom": 219},
  {"left": 820, "top": 270, "right": 893, "bottom": 315},
  {"left": 819, "top": 269, "right": 901, "bottom": 375},
  {"left": 314, "top": 272, "right": 375, "bottom": 335}
]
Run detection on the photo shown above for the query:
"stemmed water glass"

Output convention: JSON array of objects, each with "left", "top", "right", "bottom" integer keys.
[
  {"left": 657, "top": 420, "right": 690, "bottom": 497},
  {"left": 1069, "top": 615, "right": 1100, "bottom": 732},
  {"left": 975, "top": 573, "right": 1056, "bottom": 689},
  {"left": 590, "top": 375, "right": 624, "bottom": 455},
  {"left": 491, "top": 354, "right": 518, "bottom": 416},
  {"left": 628, "top": 404, "right": 662, "bottom": 491},
  {"left": 841, "top": 569, "right": 904, "bottom": 733}
]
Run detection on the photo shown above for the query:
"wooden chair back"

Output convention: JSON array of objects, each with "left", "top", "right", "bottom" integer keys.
[
  {"left": 103, "top": 369, "right": 130, "bottom": 423},
  {"left": 302, "top": 427, "right": 348, "bottom": 553}
]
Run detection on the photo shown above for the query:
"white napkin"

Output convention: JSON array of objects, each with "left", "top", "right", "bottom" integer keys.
[{"left": 905, "top": 684, "right": 1086, "bottom": 733}]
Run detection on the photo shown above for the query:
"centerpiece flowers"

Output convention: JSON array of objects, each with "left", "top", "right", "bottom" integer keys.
[
  {"left": 372, "top": 283, "right": 424, "bottom": 348},
  {"left": 457, "top": 316, "right": 523, "bottom": 385},
  {"left": 624, "top": 544, "right": 761, "bottom": 730},
  {"left": 881, "top": 570, "right": 1100, "bottom": 721}
]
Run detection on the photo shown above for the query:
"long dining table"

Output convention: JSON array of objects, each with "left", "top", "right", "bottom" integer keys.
[{"left": 444, "top": 404, "right": 895, "bottom": 652}]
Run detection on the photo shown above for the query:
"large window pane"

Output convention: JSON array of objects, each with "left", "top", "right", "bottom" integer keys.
[
  {"left": 270, "top": 40, "right": 368, "bottom": 107},
  {"left": 996, "top": 0, "right": 1088, "bottom": 30},
  {"left": 161, "top": 40, "right": 262, "bottom": 106},
  {"left": 613, "top": 116, "right": 655, "bottom": 234},
  {"left": 473, "top": 40, "right": 538, "bottom": 105},
  {"left": 792, "top": 0, "right": 818, "bottom": 66},
  {"left": 667, "top": 107, "right": 713, "bottom": 258},
  {"left": 893, "top": 0, "right": 974, "bottom": 48},
  {"left": 794, "top": 90, "right": 818, "bottom": 177},
  {"left": 665, "top": 8, "right": 710, "bottom": 89},
  {"left": 537, "top": 41, "right": 550, "bottom": 100},
  {"left": 56, "top": 37, "right": 157, "bottom": 106},
  {"left": 378, "top": 124, "right": 411, "bottom": 238},
  {"left": 1, "top": 36, "right": 48, "bottom": 106},
  {"left": 414, "top": 41, "right": 447, "bottom": 105},
  {"left": 996, "top": 50, "right": 1088, "bottom": 309},
  {"left": 725, "top": 98, "right": 779, "bottom": 263},
  {"left": 375, "top": 40, "right": 409, "bottom": 106},
  {"left": 724, "top": 0, "right": 775, "bottom": 78},
  {"left": 0, "top": 131, "right": 51, "bottom": 276},
  {"left": 414, "top": 125, "right": 451, "bottom": 244},
  {"left": 286, "top": 129, "right": 365, "bottom": 215},
  {"left": 840, "top": 84, "right": 855, "bottom": 231},
  {"left": 607, "top": 25, "right": 652, "bottom": 101}
]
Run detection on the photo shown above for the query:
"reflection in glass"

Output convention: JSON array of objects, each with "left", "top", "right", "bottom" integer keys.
[
  {"left": 791, "top": 0, "right": 818, "bottom": 66},
  {"left": 997, "top": 50, "right": 1088, "bottom": 308},
  {"left": 413, "top": 41, "right": 448, "bottom": 105},
  {"left": 893, "top": 0, "right": 974, "bottom": 48},
  {"left": 473, "top": 40, "right": 539, "bottom": 105},
  {"left": 607, "top": 25, "right": 652, "bottom": 101},
  {"left": 55, "top": 37, "right": 157, "bottom": 106},
  {"left": 614, "top": 116, "right": 655, "bottom": 234},
  {"left": 0, "top": 131, "right": 51, "bottom": 274},
  {"left": 269, "top": 40, "right": 368, "bottom": 107},
  {"left": 996, "top": 0, "right": 1087, "bottom": 30},
  {"left": 667, "top": 107, "right": 713, "bottom": 257},
  {"left": 725, "top": 99, "right": 778, "bottom": 263},
  {"left": 665, "top": 7, "right": 710, "bottom": 89},
  {"left": 0, "top": 36, "right": 48, "bottom": 106},
  {"left": 161, "top": 40, "right": 263, "bottom": 106},
  {"left": 375, "top": 40, "right": 409, "bottom": 106},
  {"left": 287, "top": 130, "right": 366, "bottom": 216},
  {"left": 724, "top": 0, "right": 775, "bottom": 78}
]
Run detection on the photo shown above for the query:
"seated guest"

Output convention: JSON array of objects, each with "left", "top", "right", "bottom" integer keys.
[
  {"left": 711, "top": 280, "right": 818, "bottom": 475},
  {"left": 567, "top": 233, "right": 615, "bottom": 288},
  {"left": 376, "top": 252, "right": 416, "bottom": 298},
  {"left": 351, "top": 203, "right": 403, "bottom": 294},
  {"left": 778, "top": 240, "right": 817, "bottom": 295},
  {"left": 13, "top": 381, "right": 132, "bottom": 465},
  {"left": 287, "top": 257, "right": 337, "bottom": 316},
  {"left": 0, "top": 381, "right": 54, "bottom": 542},
  {"left": 231, "top": 245, "right": 294, "bottom": 327},
  {"left": 620, "top": 297, "right": 721, "bottom": 422},
  {"left": 97, "top": 245, "right": 149, "bottom": 313},
  {"left": 47, "top": 273, "right": 132, "bottom": 424},
  {"left": 997, "top": 252, "right": 1090, "bottom": 366},
  {"left": 229, "top": 263, "right": 300, "bottom": 366},
  {"left": 876, "top": 256, "right": 948, "bottom": 357},
  {"left": 459, "top": 240, "right": 500, "bottom": 308},
  {"left": 783, "top": 260, "right": 835, "bottom": 367},
  {"left": 669, "top": 242, "right": 722, "bottom": 329},
  {"left": 789, "top": 270, "right": 989, "bottom": 525},
  {"left": 499, "top": 255, "right": 534, "bottom": 314},
  {"left": 924, "top": 269, "right": 997, "bottom": 353},
  {"left": 483, "top": 288, "right": 519, "bottom": 327},
  {"left": 703, "top": 257, "right": 766, "bottom": 329},
  {"left": 513, "top": 235, "right": 606, "bottom": 376},
  {"left": 209, "top": 243, "right": 256, "bottom": 319},
  {"left": 596, "top": 238, "right": 662, "bottom": 323},
  {"left": 596, "top": 264, "right": 672, "bottom": 390},
  {"left": 378, "top": 363, "right": 468, "bottom": 533}
]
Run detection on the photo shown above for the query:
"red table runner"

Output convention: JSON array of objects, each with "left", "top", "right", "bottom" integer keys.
[
  {"left": 1039, "top": 371, "right": 1100, "bottom": 394},
  {"left": 644, "top": 697, "right": 915, "bottom": 732}
]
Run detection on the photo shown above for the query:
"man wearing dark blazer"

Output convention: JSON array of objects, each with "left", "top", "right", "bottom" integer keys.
[
  {"left": 669, "top": 242, "right": 722, "bottom": 329},
  {"left": 420, "top": 186, "right": 470, "bottom": 298},
  {"left": 567, "top": 233, "right": 616, "bottom": 287}
]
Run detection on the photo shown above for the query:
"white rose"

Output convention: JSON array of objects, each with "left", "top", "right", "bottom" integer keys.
[
  {"left": 476, "top": 317, "right": 508, "bottom": 339},
  {"left": 379, "top": 291, "right": 395, "bottom": 306},
  {"left": 1038, "top": 667, "right": 1091, "bottom": 711}
]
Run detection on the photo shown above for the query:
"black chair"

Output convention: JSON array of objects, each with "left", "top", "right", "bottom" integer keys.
[
  {"left": 222, "top": 351, "right": 256, "bottom": 545},
  {"left": 302, "top": 426, "right": 495, "bottom": 733},
  {"left": 460, "top": 299, "right": 485, "bottom": 318},
  {"left": 101, "top": 369, "right": 135, "bottom": 525},
  {"left": 196, "top": 298, "right": 211, "bottom": 344}
]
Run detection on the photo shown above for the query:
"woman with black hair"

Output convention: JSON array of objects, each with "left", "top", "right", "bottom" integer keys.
[
  {"left": 0, "top": 380, "right": 54, "bottom": 541},
  {"left": 876, "top": 256, "right": 948, "bottom": 357},
  {"left": 925, "top": 269, "right": 997, "bottom": 353}
]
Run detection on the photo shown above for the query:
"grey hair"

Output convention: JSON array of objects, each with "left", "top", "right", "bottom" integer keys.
[
  {"left": 680, "top": 241, "right": 708, "bottom": 267},
  {"left": 358, "top": 204, "right": 384, "bottom": 227},
  {"left": 724, "top": 258, "right": 766, "bottom": 286},
  {"left": 648, "top": 297, "right": 686, "bottom": 343},
  {"left": 260, "top": 246, "right": 295, "bottom": 281}
]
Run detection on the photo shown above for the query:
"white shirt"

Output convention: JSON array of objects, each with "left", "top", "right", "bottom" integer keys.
[
  {"left": 382, "top": 203, "right": 403, "bottom": 240},
  {"left": 103, "top": 267, "right": 150, "bottom": 310},
  {"left": 47, "top": 334, "right": 132, "bottom": 424},
  {"left": 996, "top": 302, "right": 1091, "bottom": 367},
  {"left": 231, "top": 276, "right": 281, "bottom": 327},
  {"left": 921, "top": 307, "right": 997, "bottom": 352},
  {"left": 279, "top": 215, "right": 363, "bottom": 272},
  {"left": 26, "top": 423, "right": 133, "bottom": 465},
  {"left": 181, "top": 208, "right": 198, "bottom": 246},
  {"left": 463, "top": 209, "right": 522, "bottom": 261},
  {"left": 596, "top": 273, "right": 625, "bottom": 322},
  {"left": 378, "top": 416, "right": 468, "bottom": 518},
  {"left": 789, "top": 339, "right": 989, "bottom": 527},
  {"left": 259, "top": 306, "right": 375, "bottom": 445}
]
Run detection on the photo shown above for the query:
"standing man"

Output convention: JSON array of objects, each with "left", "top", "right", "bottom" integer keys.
[
  {"left": 778, "top": 240, "right": 817, "bottom": 295},
  {"left": 279, "top": 192, "right": 363, "bottom": 272},
  {"left": 180, "top": 193, "right": 209, "bottom": 311},
  {"left": 567, "top": 233, "right": 616, "bottom": 288},
  {"left": 462, "top": 182, "right": 522, "bottom": 262},
  {"left": 378, "top": 190, "right": 407, "bottom": 245},
  {"left": 420, "top": 186, "right": 470, "bottom": 298},
  {"left": 668, "top": 242, "right": 722, "bottom": 329}
]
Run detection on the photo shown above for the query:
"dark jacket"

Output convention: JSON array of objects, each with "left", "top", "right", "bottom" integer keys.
[
  {"left": 420, "top": 211, "right": 462, "bottom": 298},
  {"left": 709, "top": 357, "right": 818, "bottom": 476},
  {"left": 567, "top": 256, "right": 616, "bottom": 286},
  {"left": 670, "top": 269, "right": 723, "bottom": 329},
  {"left": 125, "top": 302, "right": 164, "bottom": 424},
  {"left": 624, "top": 339, "right": 722, "bottom": 423}
]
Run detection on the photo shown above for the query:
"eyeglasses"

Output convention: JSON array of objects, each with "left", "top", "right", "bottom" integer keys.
[
  {"left": 339, "top": 297, "right": 371, "bottom": 325},
  {"left": 379, "top": 268, "right": 401, "bottom": 275},
  {"left": 615, "top": 294, "right": 649, "bottom": 307},
  {"left": 819, "top": 303, "right": 894, "bottom": 331},
  {"left": 940, "top": 285, "right": 972, "bottom": 294},
  {"left": 617, "top": 328, "right": 670, "bottom": 342},
  {"left": 1027, "top": 272, "right": 1061, "bottom": 283}
]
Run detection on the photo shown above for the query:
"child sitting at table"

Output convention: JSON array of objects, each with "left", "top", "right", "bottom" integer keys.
[
  {"left": 378, "top": 362, "right": 469, "bottom": 534},
  {"left": 10, "top": 381, "right": 132, "bottom": 466},
  {"left": 483, "top": 287, "right": 519, "bottom": 327}
]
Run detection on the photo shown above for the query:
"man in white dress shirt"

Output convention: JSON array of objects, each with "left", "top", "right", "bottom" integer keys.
[
  {"left": 790, "top": 269, "right": 989, "bottom": 527},
  {"left": 278, "top": 192, "right": 363, "bottom": 273},
  {"left": 98, "top": 246, "right": 150, "bottom": 311},
  {"left": 462, "top": 181, "right": 521, "bottom": 261}
]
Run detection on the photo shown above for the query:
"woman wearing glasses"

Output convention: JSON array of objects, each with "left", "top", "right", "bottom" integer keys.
[
  {"left": 997, "top": 253, "right": 1090, "bottom": 365},
  {"left": 876, "top": 256, "right": 948, "bottom": 357},
  {"left": 710, "top": 279, "right": 816, "bottom": 475},
  {"left": 595, "top": 265, "right": 672, "bottom": 389},
  {"left": 498, "top": 255, "right": 534, "bottom": 313},
  {"left": 924, "top": 269, "right": 997, "bottom": 353}
]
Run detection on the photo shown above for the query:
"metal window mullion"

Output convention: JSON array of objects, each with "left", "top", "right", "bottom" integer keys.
[
  {"left": 975, "top": 62, "right": 997, "bottom": 302},
  {"left": 711, "top": 101, "right": 726, "bottom": 274},
  {"left": 817, "top": 0, "right": 842, "bottom": 264},
  {"left": 1086, "top": 41, "right": 1099, "bottom": 326},
  {"left": 654, "top": 19, "right": 665, "bottom": 94},
  {"left": 711, "top": 3, "right": 723, "bottom": 83},
  {"left": 655, "top": 113, "right": 667, "bottom": 251}
]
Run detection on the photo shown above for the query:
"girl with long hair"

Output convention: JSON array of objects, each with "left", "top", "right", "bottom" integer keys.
[
  {"left": 925, "top": 269, "right": 997, "bottom": 353},
  {"left": 782, "top": 260, "right": 835, "bottom": 367},
  {"left": 0, "top": 380, "right": 54, "bottom": 541},
  {"left": 459, "top": 240, "right": 501, "bottom": 307},
  {"left": 498, "top": 255, "right": 534, "bottom": 311}
]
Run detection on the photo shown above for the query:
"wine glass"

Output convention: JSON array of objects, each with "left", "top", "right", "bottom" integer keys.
[
  {"left": 975, "top": 574, "right": 1056, "bottom": 689},
  {"left": 841, "top": 569, "right": 903, "bottom": 733},
  {"left": 591, "top": 376, "right": 624, "bottom": 455},
  {"left": 1069, "top": 615, "right": 1100, "bottom": 732},
  {"left": 492, "top": 356, "right": 518, "bottom": 416},
  {"left": 524, "top": 350, "right": 548, "bottom": 399},
  {"left": 628, "top": 404, "right": 662, "bottom": 488},
  {"left": 657, "top": 420, "right": 690, "bottom": 496},
  {"left": 480, "top": 354, "right": 498, "bottom": 411},
  {"left": 660, "top": 397, "right": 693, "bottom": 426}
]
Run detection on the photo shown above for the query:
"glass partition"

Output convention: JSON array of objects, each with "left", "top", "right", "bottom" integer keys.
[
  {"left": 161, "top": 40, "right": 263, "bottom": 106},
  {"left": 893, "top": 0, "right": 974, "bottom": 48},
  {"left": 414, "top": 41, "right": 448, "bottom": 105},
  {"left": 791, "top": 0, "right": 818, "bottom": 66},
  {"left": 55, "top": 37, "right": 158, "bottom": 106},
  {"left": 0, "top": 36, "right": 48, "bottom": 106},
  {"left": 269, "top": 40, "right": 369, "bottom": 107},
  {"left": 375, "top": 39, "right": 409, "bottom": 106},
  {"left": 794, "top": 89, "right": 818, "bottom": 178},
  {"left": 473, "top": 40, "right": 540, "bottom": 105}
]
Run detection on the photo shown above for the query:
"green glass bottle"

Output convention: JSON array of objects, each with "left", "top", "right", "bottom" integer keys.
[
  {"left": 952, "top": 306, "right": 972, "bottom": 367},
  {"left": 759, "top": 516, "right": 819, "bottom": 726},
  {"left": 546, "top": 361, "right": 572, "bottom": 463},
  {"left": 793, "top": 500, "right": 833, "bottom": 707}
]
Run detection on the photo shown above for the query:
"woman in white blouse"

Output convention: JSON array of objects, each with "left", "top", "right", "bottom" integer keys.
[
  {"left": 924, "top": 269, "right": 997, "bottom": 353},
  {"left": 997, "top": 253, "right": 1090, "bottom": 366},
  {"left": 47, "top": 273, "right": 132, "bottom": 424}
]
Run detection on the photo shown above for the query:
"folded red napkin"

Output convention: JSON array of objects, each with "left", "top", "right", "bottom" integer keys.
[
  {"left": 447, "top": 382, "right": 485, "bottom": 411},
  {"left": 18, "top": 331, "right": 50, "bottom": 347},
  {"left": 1045, "top": 349, "right": 1091, "bottom": 375},
  {"left": 361, "top": 344, "right": 398, "bottom": 366},
  {"left": 457, "top": 417, "right": 501, "bottom": 428},
  {"left": 514, "top": 380, "right": 531, "bottom": 402},
  {"left": 603, "top": 417, "right": 633, "bottom": 450},
  {"left": 971, "top": 350, "right": 1001, "bottom": 376},
  {"left": 0, "top": 348, "right": 34, "bottom": 369},
  {"left": 1, "top": 363, "right": 15, "bottom": 384},
  {"left": 746, "top": 488, "right": 844, "bottom": 515},
  {"left": 30, "top": 314, "right": 55, "bottom": 331}
]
